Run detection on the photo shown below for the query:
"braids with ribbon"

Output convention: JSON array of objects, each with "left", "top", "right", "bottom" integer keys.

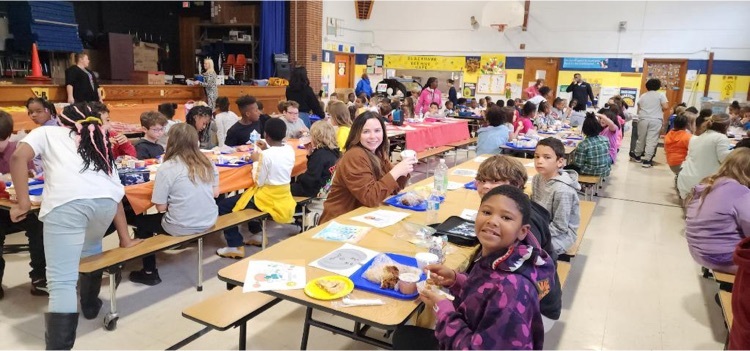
[{"left": 58, "top": 103, "right": 116, "bottom": 175}]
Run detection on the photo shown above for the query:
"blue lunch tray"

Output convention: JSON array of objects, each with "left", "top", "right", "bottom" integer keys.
[{"left": 349, "top": 253, "right": 426, "bottom": 300}]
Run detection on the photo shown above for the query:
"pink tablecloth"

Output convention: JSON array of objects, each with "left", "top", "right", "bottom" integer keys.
[{"left": 387, "top": 119, "right": 470, "bottom": 152}]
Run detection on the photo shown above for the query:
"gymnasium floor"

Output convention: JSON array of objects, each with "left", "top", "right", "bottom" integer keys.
[{"left": 0, "top": 129, "right": 728, "bottom": 349}]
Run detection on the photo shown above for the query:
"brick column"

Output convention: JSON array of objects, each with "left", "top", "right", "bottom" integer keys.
[{"left": 289, "top": 0, "right": 323, "bottom": 92}]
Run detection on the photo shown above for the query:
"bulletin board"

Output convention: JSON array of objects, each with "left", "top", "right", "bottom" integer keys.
[
  {"left": 477, "top": 73, "right": 506, "bottom": 95},
  {"left": 367, "top": 54, "right": 384, "bottom": 75}
]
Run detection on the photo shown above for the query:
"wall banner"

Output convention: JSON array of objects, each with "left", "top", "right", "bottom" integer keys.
[{"left": 562, "top": 57, "right": 609, "bottom": 70}]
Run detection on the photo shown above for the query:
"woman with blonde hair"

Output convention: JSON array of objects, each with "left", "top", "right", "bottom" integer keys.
[
  {"left": 129, "top": 123, "right": 219, "bottom": 285},
  {"left": 194, "top": 58, "right": 219, "bottom": 109},
  {"left": 328, "top": 100, "right": 352, "bottom": 151},
  {"left": 291, "top": 122, "right": 341, "bottom": 198},
  {"left": 685, "top": 147, "right": 750, "bottom": 273},
  {"left": 677, "top": 113, "right": 733, "bottom": 199}
]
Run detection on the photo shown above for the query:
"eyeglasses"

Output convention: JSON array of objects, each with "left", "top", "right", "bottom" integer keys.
[{"left": 149, "top": 128, "right": 165, "bottom": 133}]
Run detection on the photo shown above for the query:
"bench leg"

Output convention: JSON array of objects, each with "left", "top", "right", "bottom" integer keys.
[
  {"left": 197, "top": 238, "right": 203, "bottom": 292},
  {"left": 103, "top": 267, "right": 120, "bottom": 331},
  {"left": 239, "top": 321, "right": 247, "bottom": 350},
  {"left": 261, "top": 219, "right": 268, "bottom": 250},
  {"left": 302, "top": 204, "right": 307, "bottom": 231}
]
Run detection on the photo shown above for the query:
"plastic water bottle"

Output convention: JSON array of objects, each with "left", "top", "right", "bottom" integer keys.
[
  {"left": 426, "top": 190, "right": 441, "bottom": 225},
  {"left": 433, "top": 159, "right": 449, "bottom": 197},
  {"left": 248, "top": 130, "right": 260, "bottom": 145}
]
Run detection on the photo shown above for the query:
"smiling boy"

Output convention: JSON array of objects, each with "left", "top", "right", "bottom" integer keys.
[{"left": 135, "top": 111, "right": 167, "bottom": 160}]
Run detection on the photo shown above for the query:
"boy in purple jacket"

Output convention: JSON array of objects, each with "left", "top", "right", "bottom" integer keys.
[{"left": 393, "top": 185, "right": 555, "bottom": 350}]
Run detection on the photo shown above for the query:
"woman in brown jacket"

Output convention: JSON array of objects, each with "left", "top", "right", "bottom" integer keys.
[{"left": 320, "top": 111, "right": 416, "bottom": 223}]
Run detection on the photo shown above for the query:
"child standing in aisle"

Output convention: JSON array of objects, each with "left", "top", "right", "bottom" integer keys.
[
  {"left": 129, "top": 124, "right": 219, "bottom": 285},
  {"left": 597, "top": 109, "right": 621, "bottom": 163},
  {"left": 9, "top": 103, "right": 139, "bottom": 349},
  {"left": 532, "top": 138, "right": 581, "bottom": 255},
  {"left": 214, "top": 96, "right": 239, "bottom": 147},
  {"left": 216, "top": 118, "right": 296, "bottom": 258},
  {"left": 392, "top": 185, "right": 555, "bottom": 349},
  {"left": 135, "top": 111, "right": 167, "bottom": 160}
]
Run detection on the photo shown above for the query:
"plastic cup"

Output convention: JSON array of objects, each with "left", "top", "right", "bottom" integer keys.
[
  {"left": 400, "top": 149, "right": 416, "bottom": 162},
  {"left": 415, "top": 252, "right": 439, "bottom": 270},
  {"left": 397, "top": 273, "right": 420, "bottom": 295}
]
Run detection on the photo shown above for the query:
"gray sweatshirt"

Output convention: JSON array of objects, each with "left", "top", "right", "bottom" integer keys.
[{"left": 531, "top": 169, "right": 581, "bottom": 255}]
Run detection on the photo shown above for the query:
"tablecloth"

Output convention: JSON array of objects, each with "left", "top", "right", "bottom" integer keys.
[{"left": 387, "top": 118, "right": 470, "bottom": 152}]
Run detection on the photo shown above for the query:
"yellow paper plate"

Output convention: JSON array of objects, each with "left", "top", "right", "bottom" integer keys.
[{"left": 304, "top": 276, "right": 355, "bottom": 301}]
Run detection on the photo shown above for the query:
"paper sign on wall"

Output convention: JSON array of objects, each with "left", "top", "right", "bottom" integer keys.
[
  {"left": 535, "top": 70, "right": 546, "bottom": 80},
  {"left": 720, "top": 76, "right": 737, "bottom": 101},
  {"left": 686, "top": 70, "right": 698, "bottom": 82}
]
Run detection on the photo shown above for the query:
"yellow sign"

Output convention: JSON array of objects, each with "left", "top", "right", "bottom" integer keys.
[
  {"left": 720, "top": 75, "right": 736, "bottom": 101},
  {"left": 384, "top": 55, "right": 465, "bottom": 71},
  {"left": 31, "top": 87, "right": 49, "bottom": 100}
]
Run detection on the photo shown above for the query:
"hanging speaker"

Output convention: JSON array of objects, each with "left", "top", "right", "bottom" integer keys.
[{"left": 619, "top": 21, "right": 627, "bottom": 32}]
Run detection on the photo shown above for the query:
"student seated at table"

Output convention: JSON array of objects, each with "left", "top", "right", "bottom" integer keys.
[
  {"left": 512, "top": 101, "right": 536, "bottom": 138},
  {"left": 474, "top": 155, "right": 563, "bottom": 330},
  {"left": 216, "top": 118, "right": 296, "bottom": 258},
  {"left": 534, "top": 101, "right": 554, "bottom": 130},
  {"left": 328, "top": 101, "right": 352, "bottom": 152},
  {"left": 279, "top": 100, "right": 310, "bottom": 139},
  {"left": 685, "top": 148, "right": 750, "bottom": 274},
  {"left": 424, "top": 102, "right": 444, "bottom": 119},
  {"left": 129, "top": 124, "right": 219, "bottom": 286},
  {"left": 568, "top": 113, "right": 611, "bottom": 177},
  {"left": 135, "top": 111, "right": 167, "bottom": 160},
  {"left": 90, "top": 102, "right": 136, "bottom": 159},
  {"left": 291, "top": 122, "right": 341, "bottom": 198},
  {"left": 598, "top": 109, "right": 621, "bottom": 163},
  {"left": 186, "top": 103, "right": 217, "bottom": 149},
  {"left": 320, "top": 112, "right": 415, "bottom": 224},
  {"left": 677, "top": 114, "right": 732, "bottom": 200},
  {"left": 532, "top": 138, "right": 581, "bottom": 255},
  {"left": 476, "top": 106, "right": 512, "bottom": 156},
  {"left": 26, "top": 97, "right": 59, "bottom": 127},
  {"left": 550, "top": 97, "right": 569, "bottom": 121},
  {"left": 569, "top": 99, "right": 586, "bottom": 127},
  {"left": 391, "top": 185, "right": 555, "bottom": 350},
  {"left": 224, "top": 95, "right": 267, "bottom": 148},
  {"left": 157, "top": 102, "right": 180, "bottom": 148},
  {"left": 665, "top": 114, "right": 692, "bottom": 175},
  {"left": 214, "top": 96, "right": 239, "bottom": 148},
  {"left": 0, "top": 110, "right": 48, "bottom": 299},
  {"left": 402, "top": 96, "right": 416, "bottom": 119},
  {"left": 444, "top": 100, "right": 455, "bottom": 115}
]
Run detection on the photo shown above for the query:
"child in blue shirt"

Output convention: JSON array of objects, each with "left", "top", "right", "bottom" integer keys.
[{"left": 476, "top": 106, "right": 512, "bottom": 155}]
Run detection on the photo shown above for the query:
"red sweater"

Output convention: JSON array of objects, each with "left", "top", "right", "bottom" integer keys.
[
  {"left": 730, "top": 237, "right": 750, "bottom": 349},
  {"left": 109, "top": 131, "right": 136, "bottom": 158}
]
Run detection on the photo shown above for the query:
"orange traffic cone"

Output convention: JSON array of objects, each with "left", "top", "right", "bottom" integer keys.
[{"left": 26, "top": 43, "right": 51, "bottom": 81}]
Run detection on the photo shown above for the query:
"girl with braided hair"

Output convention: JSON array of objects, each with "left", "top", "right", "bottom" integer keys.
[{"left": 9, "top": 102, "right": 138, "bottom": 350}]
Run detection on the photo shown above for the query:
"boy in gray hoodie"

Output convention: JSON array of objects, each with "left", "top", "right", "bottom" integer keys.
[{"left": 531, "top": 138, "right": 581, "bottom": 255}]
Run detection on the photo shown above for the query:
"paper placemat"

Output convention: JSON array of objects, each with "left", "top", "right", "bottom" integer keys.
[
  {"left": 243, "top": 260, "right": 306, "bottom": 292},
  {"left": 350, "top": 209, "right": 410, "bottom": 228},
  {"left": 309, "top": 243, "right": 380, "bottom": 276},
  {"left": 451, "top": 169, "right": 478, "bottom": 177}
]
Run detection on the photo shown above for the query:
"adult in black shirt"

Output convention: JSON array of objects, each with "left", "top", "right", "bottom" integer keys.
[
  {"left": 447, "top": 79, "right": 458, "bottom": 107},
  {"left": 65, "top": 53, "right": 100, "bottom": 103},
  {"left": 285, "top": 66, "right": 325, "bottom": 128},
  {"left": 565, "top": 73, "right": 596, "bottom": 111},
  {"left": 224, "top": 95, "right": 268, "bottom": 147}
]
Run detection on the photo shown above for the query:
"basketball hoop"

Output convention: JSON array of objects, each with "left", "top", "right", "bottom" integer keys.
[{"left": 490, "top": 24, "right": 508, "bottom": 32}]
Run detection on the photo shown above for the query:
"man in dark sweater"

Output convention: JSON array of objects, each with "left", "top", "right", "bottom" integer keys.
[
  {"left": 566, "top": 73, "right": 596, "bottom": 111},
  {"left": 224, "top": 95, "right": 268, "bottom": 147}
]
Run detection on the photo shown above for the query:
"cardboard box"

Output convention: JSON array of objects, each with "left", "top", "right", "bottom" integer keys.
[
  {"left": 130, "top": 70, "right": 165, "bottom": 85},
  {"left": 133, "top": 42, "right": 159, "bottom": 72}
]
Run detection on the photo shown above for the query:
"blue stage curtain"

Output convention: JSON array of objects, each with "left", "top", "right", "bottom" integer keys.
[{"left": 259, "top": 1, "right": 287, "bottom": 79}]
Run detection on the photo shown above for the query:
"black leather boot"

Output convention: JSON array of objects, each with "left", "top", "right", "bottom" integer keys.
[
  {"left": 45, "top": 312, "right": 79, "bottom": 350},
  {"left": 79, "top": 272, "right": 103, "bottom": 320}
]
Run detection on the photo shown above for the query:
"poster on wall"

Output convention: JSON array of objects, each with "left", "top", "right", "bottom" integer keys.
[
  {"left": 720, "top": 75, "right": 737, "bottom": 101},
  {"left": 562, "top": 57, "right": 609, "bottom": 70},
  {"left": 465, "top": 56, "right": 480, "bottom": 74},
  {"left": 463, "top": 83, "right": 476, "bottom": 98},
  {"left": 619, "top": 88, "right": 638, "bottom": 107},
  {"left": 477, "top": 74, "right": 507, "bottom": 95},
  {"left": 384, "top": 55, "right": 465, "bottom": 71}
]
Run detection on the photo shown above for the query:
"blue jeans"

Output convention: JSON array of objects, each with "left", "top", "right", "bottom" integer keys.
[
  {"left": 299, "top": 112, "right": 312, "bottom": 128},
  {"left": 42, "top": 198, "right": 118, "bottom": 313},
  {"left": 218, "top": 194, "right": 261, "bottom": 247}
]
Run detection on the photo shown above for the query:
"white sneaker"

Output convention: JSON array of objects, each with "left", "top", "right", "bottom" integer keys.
[
  {"left": 216, "top": 246, "right": 245, "bottom": 259},
  {"left": 243, "top": 233, "right": 263, "bottom": 247}
]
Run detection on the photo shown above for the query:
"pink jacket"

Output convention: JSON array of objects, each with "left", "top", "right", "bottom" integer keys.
[{"left": 416, "top": 88, "right": 442, "bottom": 115}]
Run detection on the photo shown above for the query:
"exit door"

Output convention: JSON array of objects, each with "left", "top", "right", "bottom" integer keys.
[
  {"left": 334, "top": 54, "right": 354, "bottom": 90},
  {"left": 641, "top": 59, "right": 687, "bottom": 121},
  {"left": 523, "top": 58, "right": 560, "bottom": 100}
]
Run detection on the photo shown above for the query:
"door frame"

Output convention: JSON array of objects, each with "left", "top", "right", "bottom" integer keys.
[
  {"left": 334, "top": 53, "right": 356, "bottom": 90},
  {"left": 522, "top": 57, "right": 560, "bottom": 100},
  {"left": 640, "top": 58, "right": 687, "bottom": 119}
]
